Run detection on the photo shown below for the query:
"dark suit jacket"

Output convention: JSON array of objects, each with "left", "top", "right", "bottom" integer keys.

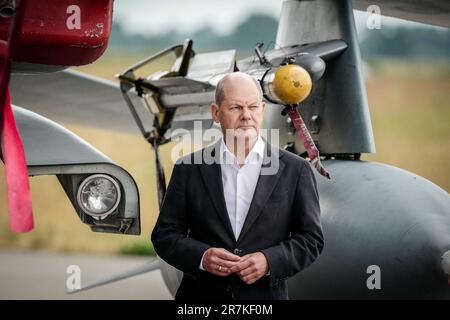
[{"left": 151, "top": 140, "right": 324, "bottom": 300}]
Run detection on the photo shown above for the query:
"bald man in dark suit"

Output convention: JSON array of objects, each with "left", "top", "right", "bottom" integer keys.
[{"left": 151, "top": 72, "right": 323, "bottom": 300}]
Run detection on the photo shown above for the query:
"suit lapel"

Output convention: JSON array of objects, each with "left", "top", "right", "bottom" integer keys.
[
  {"left": 198, "top": 141, "right": 236, "bottom": 242},
  {"left": 237, "top": 142, "right": 285, "bottom": 244}
]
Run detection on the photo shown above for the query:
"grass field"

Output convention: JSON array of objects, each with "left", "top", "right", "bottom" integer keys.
[
  {"left": 0, "top": 54, "right": 448, "bottom": 255},
  {"left": 362, "top": 59, "right": 450, "bottom": 190}
]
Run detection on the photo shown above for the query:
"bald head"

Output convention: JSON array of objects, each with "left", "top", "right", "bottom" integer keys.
[
  {"left": 215, "top": 72, "right": 263, "bottom": 106},
  {"left": 210, "top": 72, "right": 266, "bottom": 146}
]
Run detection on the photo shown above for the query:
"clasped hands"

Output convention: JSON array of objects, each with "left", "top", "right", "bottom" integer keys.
[{"left": 201, "top": 248, "right": 269, "bottom": 285}]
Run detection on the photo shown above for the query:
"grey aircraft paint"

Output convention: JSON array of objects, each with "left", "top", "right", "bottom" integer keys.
[{"left": 5, "top": 0, "right": 449, "bottom": 298}]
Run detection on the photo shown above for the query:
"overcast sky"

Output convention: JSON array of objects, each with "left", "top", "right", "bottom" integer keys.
[
  {"left": 113, "top": 0, "right": 443, "bottom": 37},
  {"left": 113, "top": 0, "right": 283, "bottom": 36}
]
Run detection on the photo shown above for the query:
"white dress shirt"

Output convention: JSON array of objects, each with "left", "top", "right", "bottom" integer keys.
[
  {"left": 220, "top": 136, "right": 265, "bottom": 239},
  {"left": 199, "top": 136, "right": 265, "bottom": 270}
]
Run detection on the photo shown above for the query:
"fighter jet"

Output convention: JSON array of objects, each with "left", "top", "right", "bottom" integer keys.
[{"left": 1, "top": 0, "right": 449, "bottom": 299}]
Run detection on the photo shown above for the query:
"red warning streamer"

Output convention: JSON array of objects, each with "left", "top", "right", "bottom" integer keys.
[
  {"left": 0, "top": 1, "right": 34, "bottom": 232},
  {"left": 2, "top": 89, "right": 34, "bottom": 232},
  {"left": 288, "top": 108, "right": 331, "bottom": 179}
]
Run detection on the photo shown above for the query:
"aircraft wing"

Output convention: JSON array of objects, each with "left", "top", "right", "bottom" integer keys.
[
  {"left": 10, "top": 69, "right": 213, "bottom": 135},
  {"left": 353, "top": 0, "right": 450, "bottom": 28},
  {"left": 10, "top": 70, "right": 143, "bottom": 134}
]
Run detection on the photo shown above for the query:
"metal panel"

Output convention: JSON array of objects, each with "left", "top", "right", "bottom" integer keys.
[
  {"left": 10, "top": 106, "right": 112, "bottom": 166},
  {"left": 160, "top": 91, "right": 215, "bottom": 108},
  {"left": 187, "top": 50, "right": 236, "bottom": 79},
  {"left": 237, "top": 39, "right": 348, "bottom": 71},
  {"left": 148, "top": 77, "right": 213, "bottom": 94}
]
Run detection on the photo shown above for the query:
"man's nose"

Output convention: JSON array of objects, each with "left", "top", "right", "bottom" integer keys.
[{"left": 240, "top": 107, "right": 252, "bottom": 120}]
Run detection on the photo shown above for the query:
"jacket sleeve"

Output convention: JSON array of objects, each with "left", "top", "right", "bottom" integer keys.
[
  {"left": 261, "top": 161, "right": 324, "bottom": 287},
  {"left": 151, "top": 162, "right": 211, "bottom": 277}
]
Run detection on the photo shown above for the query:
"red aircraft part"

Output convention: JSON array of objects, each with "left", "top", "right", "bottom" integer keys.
[{"left": 0, "top": 0, "right": 113, "bottom": 66}]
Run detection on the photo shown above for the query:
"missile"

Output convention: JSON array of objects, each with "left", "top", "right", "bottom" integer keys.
[
  {"left": 262, "top": 63, "right": 313, "bottom": 105},
  {"left": 261, "top": 63, "right": 331, "bottom": 179}
]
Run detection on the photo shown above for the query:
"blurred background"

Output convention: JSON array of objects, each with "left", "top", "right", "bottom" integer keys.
[{"left": 0, "top": 0, "right": 449, "bottom": 258}]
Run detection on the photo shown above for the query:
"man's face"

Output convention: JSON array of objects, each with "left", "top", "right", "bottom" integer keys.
[{"left": 211, "top": 76, "right": 266, "bottom": 142}]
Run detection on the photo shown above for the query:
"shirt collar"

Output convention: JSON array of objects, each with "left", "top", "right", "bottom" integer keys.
[{"left": 220, "top": 135, "right": 265, "bottom": 165}]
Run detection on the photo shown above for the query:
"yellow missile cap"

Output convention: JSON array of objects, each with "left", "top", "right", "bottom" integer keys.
[{"left": 273, "top": 64, "right": 312, "bottom": 104}]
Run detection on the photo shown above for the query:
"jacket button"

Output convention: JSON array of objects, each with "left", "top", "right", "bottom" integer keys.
[{"left": 234, "top": 248, "right": 242, "bottom": 255}]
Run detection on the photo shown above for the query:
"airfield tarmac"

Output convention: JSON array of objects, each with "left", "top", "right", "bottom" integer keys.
[{"left": 0, "top": 251, "right": 172, "bottom": 300}]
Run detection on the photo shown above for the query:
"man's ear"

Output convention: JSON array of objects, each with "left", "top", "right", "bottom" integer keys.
[
  {"left": 261, "top": 101, "right": 266, "bottom": 111},
  {"left": 211, "top": 103, "right": 220, "bottom": 123}
]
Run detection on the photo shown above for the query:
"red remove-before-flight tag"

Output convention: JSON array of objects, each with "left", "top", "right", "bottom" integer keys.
[
  {"left": 2, "top": 88, "right": 34, "bottom": 232},
  {"left": 0, "top": 1, "right": 34, "bottom": 233},
  {"left": 288, "top": 107, "right": 331, "bottom": 180}
]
